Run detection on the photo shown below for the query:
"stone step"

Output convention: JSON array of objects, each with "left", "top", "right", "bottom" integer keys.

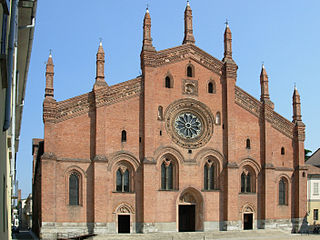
[{"left": 88, "top": 229, "right": 298, "bottom": 240}]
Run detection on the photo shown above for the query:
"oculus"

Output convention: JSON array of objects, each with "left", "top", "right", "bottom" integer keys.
[
  {"left": 175, "top": 113, "right": 201, "bottom": 139},
  {"left": 164, "top": 99, "right": 214, "bottom": 149}
]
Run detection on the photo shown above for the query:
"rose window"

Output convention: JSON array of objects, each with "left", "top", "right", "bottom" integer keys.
[{"left": 174, "top": 113, "right": 202, "bottom": 139}]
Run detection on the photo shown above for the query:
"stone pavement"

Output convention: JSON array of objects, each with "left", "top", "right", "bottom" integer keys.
[
  {"left": 12, "top": 230, "right": 36, "bottom": 240},
  {"left": 90, "top": 230, "right": 320, "bottom": 240}
]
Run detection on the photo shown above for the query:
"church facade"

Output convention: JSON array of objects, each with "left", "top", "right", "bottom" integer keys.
[{"left": 32, "top": 3, "right": 308, "bottom": 239}]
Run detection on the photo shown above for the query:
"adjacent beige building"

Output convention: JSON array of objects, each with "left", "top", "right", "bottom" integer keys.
[
  {"left": 306, "top": 149, "right": 320, "bottom": 229},
  {"left": 0, "top": 1, "right": 37, "bottom": 239}
]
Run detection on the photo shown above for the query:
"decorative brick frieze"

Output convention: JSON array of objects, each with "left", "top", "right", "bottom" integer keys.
[
  {"left": 235, "top": 86, "right": 294, "bottom": 139},
  {"left": 272, "top": 112, "right": 294, "bottom": 139},
  {"left": 53, "top": 77, "right": 142, "bottom": 123},
  {"left": 155, "top": 45, "right": 223, "bottom": 75},
  {"left": 235, "top": 86, "right": 261, "bottom": 118}
]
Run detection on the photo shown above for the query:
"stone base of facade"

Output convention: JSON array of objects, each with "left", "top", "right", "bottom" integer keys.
[
  {"left": 40, "top": 218, "right": 307, "bottom": 239},
  {"left": 41, "top": 222, "right": 94, "bottom": 240},
  {"left": 141, "top": 222, "right": 176, "bottom": 233}
]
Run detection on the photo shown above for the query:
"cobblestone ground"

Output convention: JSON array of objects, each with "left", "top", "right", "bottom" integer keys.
[{"left": 90, "top": 230, "right": 320, "bottom": 240}]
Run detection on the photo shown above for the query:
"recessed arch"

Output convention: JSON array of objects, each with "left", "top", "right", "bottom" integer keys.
[
  {"left": 177, "top": 187, "right": 203, "bottom": 232},
  {"left": 154, "top": 146, "right": 184, "bottom": 166},
  {"left": 108, "top": 151, "right": 139, "bottom": 171}
]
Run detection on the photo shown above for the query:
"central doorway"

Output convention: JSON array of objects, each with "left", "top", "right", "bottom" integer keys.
[
  {"left": 243, "top": 213, "right": 253, "bottom": 230},
  {"left": 118, "top": 215, "right": 130, "bottom": 233},
  {"left": 179, "top": 205, "right": 195, "bottom": 232}
]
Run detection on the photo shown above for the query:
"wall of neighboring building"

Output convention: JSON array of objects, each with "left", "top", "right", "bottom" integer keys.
[
  {"left": 307, "top": 177, "right": 320, "bottom": 225},
  {"left": 0, "top": 3, "right": 10, "bottom": 240}
]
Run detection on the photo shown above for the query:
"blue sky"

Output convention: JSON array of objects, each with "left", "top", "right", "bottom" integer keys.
[{"left": 17, "top": 0, "right": 320, "bottom": 198}]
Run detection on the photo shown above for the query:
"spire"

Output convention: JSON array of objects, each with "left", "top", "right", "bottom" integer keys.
[
  {"left": 259, "top": 64, "right": 274, "bottom": 109},
  {"left": 142, "top": 7, "right": 155, "bottom": 52},
  {"left": 94, "top": 40, "right": 108, "bottom": 89},
  {"left": 45, "top": 52, "right": 54, "bottom": 98},
  {"left": 223, "top": 20, "right": 232, "bottom": 61},
  {"left": 183, "top": 1, "right": 195, "bottom": 44},
  {"left": 260, "top": 64, "right": 270, "bottom": 101},
  {"left": 293, "top": 85, "right": 302, "bottom": 123}
]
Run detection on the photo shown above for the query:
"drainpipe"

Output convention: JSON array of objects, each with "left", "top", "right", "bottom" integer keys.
[{"left": 3, "top": 0, "right": 19, "bottom": 131}]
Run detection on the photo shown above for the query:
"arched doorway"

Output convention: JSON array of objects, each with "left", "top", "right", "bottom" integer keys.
[
  {"left": 115, "top": 203, "right": 134, "bottom": 234},
  {"left": 177, "top": 188, "right": 203, "bottom": 232},
  {"left": 242, "top": 204, "right": 255, "bottom": 230}
]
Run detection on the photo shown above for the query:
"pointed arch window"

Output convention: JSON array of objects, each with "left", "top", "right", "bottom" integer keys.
[
  {"left": 121, "top": 130, "right": 127, "bottom": 142},
  {"left": 165, "top": 76, "right": 172, "bottom": 88},
  {"left": 279, "top": 177, "right": 288, "bottom": 205},
  {"left": 69, "top": 172, "right": 79, "bottom": 205},
  {"left": 281, "top": 147, "right": 285, "bottom": 155},
  {"left": 208, "top": 80, "right": 216, "bottom": 94},
  {"left": 161, "top": 159, "right": 176, "bottom": 190},
  {"left": 187, "top": 65, "right": 193, "bottom": 77},
  {"left": 246, "top": 138, "right": 251, "bottom": 149},
  {"left": 116, "top": 168, "right": 130, "bottom": 192},
  {"left": 240, "top": 167, "right": 255, "bottom": 193}
]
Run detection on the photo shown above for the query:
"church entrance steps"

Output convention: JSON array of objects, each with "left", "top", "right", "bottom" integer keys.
[{"left": 89, "top": 229, "right": 320, "bottom": 240}]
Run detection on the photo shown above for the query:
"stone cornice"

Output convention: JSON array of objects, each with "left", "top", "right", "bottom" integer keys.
[{"left": 235, "top": 86, "right": 295, "bottom": 139}]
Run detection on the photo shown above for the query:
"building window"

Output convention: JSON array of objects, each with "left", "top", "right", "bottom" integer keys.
[
  {"left": 208, "top": 82, "right": 213, "bottom": 93},
  {"left": 121, "top": 130, "right": 127, "bottom": 142},
  {"left": 158, "top": 106, "right": 163, "bottom": 120},
  {"left": 204, "top": 159, "right": 218, "bottom": 190},
  {"left": 281, "top": 147, "right": 285, "bottom": 155},
  {"left": 279, "top": 177, "right": 288, "bottom": 205},
  {"left": 314, "top": 183, "right": 319, "bottom": 195},
  {"left": 314, "top": 209, "right": 319, "bottom": 221},
  {"left": 246, "top": 139, "right": 251, "bottom": 149},
  {"left": 240, "top": 167, "right": 255, "bottom": 193},
  {"left": 216, "top": 112, "right": 221, "bottom": 125},
  {"left": 161, "top": 159, "right": 176, "bottom": 190},
  {"left": 69, "top": 172, "right": 79, "bottom": 205},
  {"left": 116, "top": 168, "right": 130, "bottom": 192},
  {"left": 165, "top": 76, "right": 172, "bottom": 88},
  {"left": 187, "top": 65, "right": 193, "bottom": 77}
]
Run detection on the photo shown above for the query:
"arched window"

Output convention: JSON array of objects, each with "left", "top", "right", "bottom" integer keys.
[
  {"left": 241, "top": 172, "right": 246, "bottom": 193},
  {"left": 216, "top": 112, "right": 221, "bottom": 125},
  {"left": 69, "top": 173, "right": 79, "bottom": 205},
  {"left": 208, "top": 82, "right": 213, "bottom": 93},
  {"left": 279, "top": 177, "right": 288, "bottom": 205},
  {"left": 281, "top": 147, "right": 285, "bottom": 155},
  {"left": 121, "top": 130, "right": 127, "bottom": 142},
  {"left": 204, "top": 163, "right": 215, "bottom": 190},
  {"left": 240, "top": 167, "right": 255, "bottom": 193},
  {"left": 246, "top": 139, "right": 251, "bottom": 149},
  {"left": 187, "top": 65, "right": 193, "bottom": 77},
  {"left": 116, "top": 167, "right": 130, "bottom": 192},
  {"left": 161, "top": 159, "right": 175, "bottom": 190},
  {"left": 158, "top": 106, "right": 163, "bottom": 121},
  {"left": 165, "top": 76, "right": 171, "bottom": 88}
]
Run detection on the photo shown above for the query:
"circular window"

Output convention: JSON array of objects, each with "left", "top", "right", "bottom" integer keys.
[
  {"left": 164, "top": 99, "right": 214, "bottom": 149},
  {"left": 174, "top": 112, "right": 202, "bottom": 139}
]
